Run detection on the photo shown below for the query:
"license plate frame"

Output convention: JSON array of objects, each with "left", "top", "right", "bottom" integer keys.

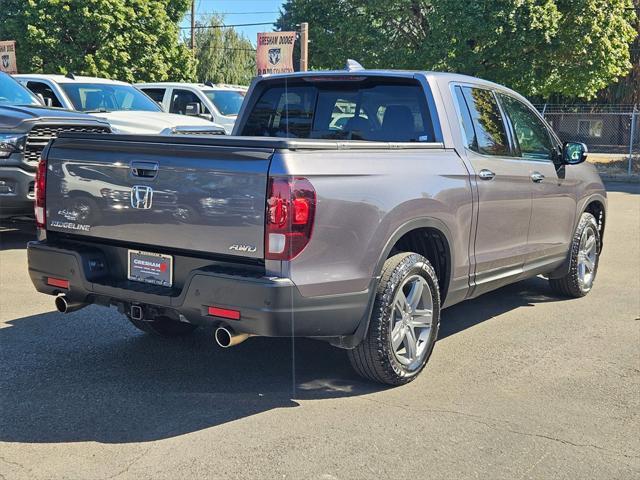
[{"left": 127, "top": 250, "right": 173, "bottom": 288}]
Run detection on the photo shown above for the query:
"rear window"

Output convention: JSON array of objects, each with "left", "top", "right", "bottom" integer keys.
[{"left": 240, "top": 79, "right": 435, "bottom": 142}]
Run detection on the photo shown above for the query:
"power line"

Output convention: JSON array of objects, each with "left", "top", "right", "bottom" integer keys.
[
  {"left": 196, "top": 11, "right": 279, "bottom": 16},
  {"left": 180, "top": 21, "right": 274, "bottom": 30}
]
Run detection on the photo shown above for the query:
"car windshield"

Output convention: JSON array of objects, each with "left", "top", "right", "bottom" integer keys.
[
  {"left": 0, "top": 73, "right": 42, "bottom": 106},
  {"left": 204, "top": 90, "right": 246, "bottom": 116},
  {"left": 60, "top": 83, "right": 161, "bottom": 113}
]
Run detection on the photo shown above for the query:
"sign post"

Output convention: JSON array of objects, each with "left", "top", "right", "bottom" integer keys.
[
  {"left": 0, "top": 40, "right": 18, "bottom": 74},
  {"left": 256, "top": 32, "right": 296, "bottom": 75},
  {"left": 300, "top": 23, "right": 308, "bottom": 72}
]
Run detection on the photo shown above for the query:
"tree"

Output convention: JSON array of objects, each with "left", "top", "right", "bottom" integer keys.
[
  {"left": 0, "top": 0, "right": 195, "bottom": 82},
  {"left": 194, "top": 15, "right": 256, "bottom": 85},
  {"left": 276, "top": 0, "right": 638, "bottom": 99}
]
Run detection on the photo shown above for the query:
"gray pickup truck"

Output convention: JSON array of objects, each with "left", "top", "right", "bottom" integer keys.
[
  {"left": 27, "top": 70, "right": 606, "bottom": 385},
  {"left": 0, "top": 72, "right": 111, "bottom": 218}
]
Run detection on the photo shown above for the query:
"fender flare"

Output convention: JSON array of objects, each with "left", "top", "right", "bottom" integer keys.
[
  {"left": 332, "top": 217, "right": 454, "bottom": 349},
  {"left": 548, "top": 193, "right": 607, "bottom": 279}
]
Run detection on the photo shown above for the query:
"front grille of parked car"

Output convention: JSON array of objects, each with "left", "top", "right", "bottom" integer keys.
[{"left": 24, "top": 124, "right": 111, "bottom": 165}]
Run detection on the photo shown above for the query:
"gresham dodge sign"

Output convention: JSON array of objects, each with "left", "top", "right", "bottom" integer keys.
[
  {"left": 256, "top": 32, "right": 296, "bottom": 75},
  {"left": 0, "top": 40, "right": 18, "bottom": 74}
]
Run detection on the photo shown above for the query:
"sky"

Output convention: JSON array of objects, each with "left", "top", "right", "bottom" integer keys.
[{"left": 180, "top": 0, "right": 286, "bottom": 47}]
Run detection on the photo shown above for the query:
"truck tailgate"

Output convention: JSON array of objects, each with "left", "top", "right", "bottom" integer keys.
[{"left": 44, "top": 135, "right": 273, "bottom": 259}]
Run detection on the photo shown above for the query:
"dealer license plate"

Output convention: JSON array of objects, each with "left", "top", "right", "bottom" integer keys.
[{"left": 127, "top": 250, "right": 173, "bottom": 287}]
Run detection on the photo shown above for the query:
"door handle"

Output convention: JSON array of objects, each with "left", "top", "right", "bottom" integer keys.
[
  {"left": 478, "top": 169, "right": 495, "bottom": 180},
  {"left": 530, "top": 171, "right": 545, "bottom": 183},
  {"left": 131, "top": 161, "right": 158, "bottom": 179}
]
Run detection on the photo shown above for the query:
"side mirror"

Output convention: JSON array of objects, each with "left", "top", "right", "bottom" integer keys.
[
  {"left": 35, "top": 93, "right": 52, "bottom": 107},
  {"left": 185, "top": 102, "right": 201, "bottom": 116},
  {"left": 562, "top": 142, "right": 588, "bottom": 165}
]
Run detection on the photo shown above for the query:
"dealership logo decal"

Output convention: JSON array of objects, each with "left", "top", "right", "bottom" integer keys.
[
  {"left": 268, "top": 48, "right": 281, "bottom": 65},
  {"left": 131, "top": 185, "right": 153, "bottom": 209}
]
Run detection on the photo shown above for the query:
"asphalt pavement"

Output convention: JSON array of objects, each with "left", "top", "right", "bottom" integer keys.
[{"left": 0, "top": 183, "right": 638, "bottom": 480}]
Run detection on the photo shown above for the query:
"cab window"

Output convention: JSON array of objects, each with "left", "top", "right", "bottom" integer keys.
[
  {"left": 498, "top": 94, "right": 553, "bottom": 161},
  {"left": 459, "top": 87, "right": 510, "bottom": 156},
  {"left": 140, "top": 88, "right": 166, "bottom": 105},
  {"left": 26, "top": 81, "right": 63, "bottom": 107},
  {"left": 241, "top": 79, "right": 435, "bottom": 142},
  {"left": 170, "top": 89, "right": 207, "bottom": 116}
]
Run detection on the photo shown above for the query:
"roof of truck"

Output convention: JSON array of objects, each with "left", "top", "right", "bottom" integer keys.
[
  {"left": 258, "top": 69, "right": 521, "bottom": 99},
  {"left": 136, "top": 82, "right": 248, "bottom": 91},
  {"left": 14, "top": 74, "right": 132, "bottom": 86}
]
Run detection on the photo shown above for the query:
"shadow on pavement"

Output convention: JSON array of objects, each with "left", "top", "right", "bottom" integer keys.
[
  {"left": 604, "top": 181, "right": 640, "bottom": 194},
  {"left": 0, "top": 219, "right": 35, "bottom": 251},
  {"left": 439, "top": 276, "right": 561, "bottom": 339},
  {"left": 0, "top": 275, "right": 564, "bottom": 444}
]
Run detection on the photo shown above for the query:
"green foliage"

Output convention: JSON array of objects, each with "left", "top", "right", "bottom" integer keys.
[
  {"left": 0, "top": 0, "right": 195, "bottom": 82},
  {"left": 194, "top": 15, "right": 256, "bottom": 85},
  {"left": 277, "top": 0, "right": 638, "bottom": 99}
]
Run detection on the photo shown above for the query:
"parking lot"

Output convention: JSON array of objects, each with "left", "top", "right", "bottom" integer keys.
[{"left": 0, "top": 183, "right": 638, "bottom": 480}]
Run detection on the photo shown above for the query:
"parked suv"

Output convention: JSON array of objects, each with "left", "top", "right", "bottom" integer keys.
[
  {"left": 0, "top": 72, "right": 110, "bottom": 218},
  {"left": 15, "top": 74, "right": 225, "bottom": 135},
  {"left": 27, "top": 69, "right": 606, "bottom": 385},
  {"left": 136, "top": 82, "right": 247, "bottom": 134}
]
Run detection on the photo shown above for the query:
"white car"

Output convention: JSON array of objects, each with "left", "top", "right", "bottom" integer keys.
[
  {"left": 15, "top": 74, "right": 225, "bottom": 135},
  {"left": 136, "top": 82, "right": 248, "bottom": 134}
]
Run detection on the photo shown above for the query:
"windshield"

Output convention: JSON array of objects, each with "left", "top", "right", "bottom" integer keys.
[
  {"left": 204, "top": 90, "right": 246, "bottom": 116},
  {"left": 60, "top": 83, "right": 161, "bottom": 113},
  {"left": 0, "top": 73, "right": 42, "bottom": 107}
]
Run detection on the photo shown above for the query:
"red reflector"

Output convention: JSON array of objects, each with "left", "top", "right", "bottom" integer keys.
[
  {"left": 47, "top": 277, "right": 69, "bottom": 289},
  {"left": 293, "top": 197, "right": 310, "bottom": 224},
  {"left": 207, "top": 306, "right": 240, "bottom": 320}
]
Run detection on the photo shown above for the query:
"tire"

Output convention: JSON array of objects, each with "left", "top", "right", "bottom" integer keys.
[
  {"left": 126, "top": 314, "right": 198, "bottom": 337},
  {"left": 549, "top": 212, "right": 601, "bottom": 298},
  {"left": 348, "top": 252, "right": 441, "bottom": 385}
]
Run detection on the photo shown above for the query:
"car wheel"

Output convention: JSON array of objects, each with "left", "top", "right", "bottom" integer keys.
[
  {"left": 348, "top": 252, "right": 440, "bottom": 385},
  {"left": 549, "top": 212, "right": 601, "bottom": 298},
  {"left": 126, "top": 314, "right": 198, "bottom": 337}
]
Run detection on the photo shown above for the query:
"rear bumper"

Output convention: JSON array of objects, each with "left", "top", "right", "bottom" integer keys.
[
  {"left": 27, "top": 241, "right": 367, "bottom": 338},
  {"left": 0, "top": 164, "right": 35, "bottom": 218}
]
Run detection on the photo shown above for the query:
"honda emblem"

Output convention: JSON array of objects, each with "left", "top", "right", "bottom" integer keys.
[{"left": 131, "top": 185, "right": 153, "bottom": 209}]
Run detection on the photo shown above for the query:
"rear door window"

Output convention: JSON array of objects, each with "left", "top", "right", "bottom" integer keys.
[
  {"left": 140, "top": 88, "right": 166, "bottom": 105},
  {"left": 240, "top": 79, "right": 435, "bottom": 142},
  {"left": 460, "top": 87, "right": 511, "bottom": 156}
]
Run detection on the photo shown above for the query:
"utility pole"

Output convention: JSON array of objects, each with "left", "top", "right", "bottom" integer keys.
[
  {"left": 191, "top": 0, "right": 196, "bottom": 52},
  {"left": 300, "top": 22, "right": 308, "bottom": 72}
]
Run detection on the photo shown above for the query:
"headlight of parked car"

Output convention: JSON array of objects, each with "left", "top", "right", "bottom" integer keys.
[{"left": 0, "top": 133, "right": 27, "bottom": 159}]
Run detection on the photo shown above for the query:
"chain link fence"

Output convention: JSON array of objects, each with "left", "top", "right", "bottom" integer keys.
[{"left": 535, "top": 104, "right": 639, "bottom": 178}]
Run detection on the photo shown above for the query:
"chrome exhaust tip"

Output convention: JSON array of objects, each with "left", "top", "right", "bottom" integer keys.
[
  {"left": 214, "top": 326, "right": 252, "bottom": 348},
  {"left": 55, "top": 295, "right": 88, "bottom": 314}
]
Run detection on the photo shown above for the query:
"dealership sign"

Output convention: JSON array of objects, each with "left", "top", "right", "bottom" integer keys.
[
  {"left": 0, "top": 40, "right": 17, "bottom": 74},
  {"left": 256, "top": 32, "right": 296, "bottom": 75}
]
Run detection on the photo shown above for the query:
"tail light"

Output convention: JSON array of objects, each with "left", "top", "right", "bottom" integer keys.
[
  {"left": 265, "top": 177, "right": 316, "bottom": 260},
  {"left": 34, "top": 158, "right": 47, "bottom": 229}
]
